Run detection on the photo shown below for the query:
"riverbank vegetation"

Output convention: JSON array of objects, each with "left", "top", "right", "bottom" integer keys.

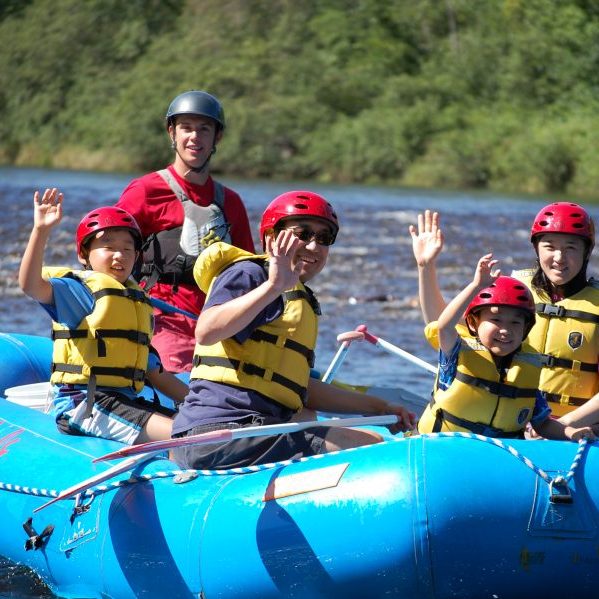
[{"left": 2, "top": 0, "right": 599, "bottom": 198}]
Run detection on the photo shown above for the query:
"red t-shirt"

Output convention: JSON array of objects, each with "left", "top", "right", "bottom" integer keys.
[{"left": 116, "top": 165, "right": 256, "bottom": 316}]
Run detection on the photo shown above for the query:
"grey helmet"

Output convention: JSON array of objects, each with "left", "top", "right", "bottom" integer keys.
[{"left": 165, "top": 91, "right": 225, "bottom": 130}]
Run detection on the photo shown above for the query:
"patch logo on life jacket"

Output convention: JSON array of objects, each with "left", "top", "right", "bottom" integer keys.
[
  {"left": 517, "top": 408, "right": 531, "bottom": 425},
  {"left": 568, "top": 331, "right": 583, "bottom": 350}
]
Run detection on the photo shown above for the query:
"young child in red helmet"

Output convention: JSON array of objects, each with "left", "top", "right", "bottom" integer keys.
[
  {"left": 19, "top": 188, "right": 188, "bottom": 444},
  {"left": 410, "top": 203, "right": 599, "bottom": 431},
  {"left": 416, "top": 252, "right": 593, "bottom": 440},
  {"left": 171, "top": 190, "right": 417, "bottom": 470}
]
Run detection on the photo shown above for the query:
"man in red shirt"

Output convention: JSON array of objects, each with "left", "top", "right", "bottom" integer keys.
[{"left": 117, "top": 90, "right": 255, "bottom": 373}]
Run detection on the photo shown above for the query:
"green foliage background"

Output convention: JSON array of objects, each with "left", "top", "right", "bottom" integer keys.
[{"left": 2, "top": 0, "right": 599, "bottom": 197}]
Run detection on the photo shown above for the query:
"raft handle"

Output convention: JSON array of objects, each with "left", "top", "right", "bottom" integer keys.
[{"left": 549, "top": 478, "right": 573, "bottom": 504}]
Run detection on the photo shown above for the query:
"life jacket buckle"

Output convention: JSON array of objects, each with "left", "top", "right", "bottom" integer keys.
[{"left": 540, "top": 304, "right": 566, "bottom": 318}]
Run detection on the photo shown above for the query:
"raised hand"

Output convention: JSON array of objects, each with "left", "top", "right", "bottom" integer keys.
[
  {"left": 265, "top": 228, "right": 302, "bottom": 292},
  {"left": 409, "top": 210, "right": 444, "bottom": 267},
  {"left": 33, "top": 188, "right": 63, "bottom": 230},
  {"left": 474, "top": 253, "right": 500, "bottom": 289}
]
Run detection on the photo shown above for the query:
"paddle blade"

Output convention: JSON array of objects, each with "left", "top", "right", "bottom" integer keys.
[
  {"left": 33, "top": 453, "right": 152, "bottom": 513},
  {"left": 94, "top": 428, "right": 235, "bottom": 463}
]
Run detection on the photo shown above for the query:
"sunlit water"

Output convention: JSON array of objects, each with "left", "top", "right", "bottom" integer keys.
[{"left": 2, "top": 166, "right": 597, "bottom": 596}]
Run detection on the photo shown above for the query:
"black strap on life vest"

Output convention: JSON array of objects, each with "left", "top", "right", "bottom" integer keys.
[
  {"left": 93, "top": 287, "right": 153, "bottom": 306},
  {"left": 540, "top": 391, "right": 588, "bottom": 407},
  {"left": 248, "top": 329, "right": 315, "bottom": 367},
  {"left": 454, "top": 371, "right": 537, "bottom": 399},
  {"left": 283, "top": 287, "right": 321, "bottom": 316},
  {"left": 140, "top": 171, "right": 226, "bottom": 292},
  {"left": 52, "top": 329, "right": 150, "bottom": 358},
  {"left": 428, "top": 399, "right": 522, "bottom": 438},
  {"left": 52, "top": 363, "right": 146, "bottom": 382},
  {"left": 536, "top": 303, "right": 599, "bottom": 323},
  {"left": 192, "top": 355, "right": 307, "bottom": 403},
  {"left": 535, "top": 352, "right": 596, "bottom": 372}
]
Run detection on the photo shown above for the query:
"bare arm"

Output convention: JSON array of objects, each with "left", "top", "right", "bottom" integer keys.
[
  {"left": 532, "top": 416, "right": 595, "bottom": 441},
  {"left": 409, "top": 210, "right": 446, "bottom": 324},
  {"left": 558, "top": 393, "right": 599, "bottom": 427},
  {"left": 306, "top": 377, "right": 417, "bottom": 432},
  {"left": 145, "top": 368, "right": 189, "bottom": 404},
  {"left": 195, "top": 229, "right": 302, "bottom": 345},
  {"left": 437, "top": 253, "right": 499, "bottom": 355},
  {"left": 18, "top": 188, "right": 64, "bottom": 305}
]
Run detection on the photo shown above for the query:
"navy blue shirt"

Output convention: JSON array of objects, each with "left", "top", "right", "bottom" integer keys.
[{"left": 172, "top": 260, "right": 293, "bottom": 435}]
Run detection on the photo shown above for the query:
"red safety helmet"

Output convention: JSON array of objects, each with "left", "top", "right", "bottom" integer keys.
[
  {"left": 259, "top": 191, "right": 339, "bottom": 248},
  {"left": 76, "top": 207, "right": 142, "bottom": 255},
  {"left": 464, "top": 276, "right": 536, "bottom": 337},
  {"left": 530, "top": 202, "right": 594, "bottom": 245}
]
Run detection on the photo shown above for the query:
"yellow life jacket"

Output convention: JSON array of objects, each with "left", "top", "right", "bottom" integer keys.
[
  {"left": 418, "top": 325, "right": 541, "bottom": 437},
  {"left": 190, "top": 243, "right": 319, "bottom": 411},
  {"left": 44, "top": 267, "right": 153, "bottom": 394},
  {"left": 512, "top": 269, "right": 599, "bottom": 416}
]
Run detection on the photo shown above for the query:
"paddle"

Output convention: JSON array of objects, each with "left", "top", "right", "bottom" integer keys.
[
  {"left": 33, "top": 452, "right": 153, "bottom": 513},
  {"left": 321, "top": 324, "right": 366, "bottom": 383},
  {"left": 358, "top": 325, "right": 437, "bottom": 375},
  {"left": 93, "top": 414, "right": 399, "bottom": 463},
  {"left": 149, "top": 297, "right": 198, "bottom": 320}
]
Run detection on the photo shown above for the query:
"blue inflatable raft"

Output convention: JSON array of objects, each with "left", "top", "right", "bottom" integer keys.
[{"left": 0, "top": 332, "right": 598, "bottom": 598}]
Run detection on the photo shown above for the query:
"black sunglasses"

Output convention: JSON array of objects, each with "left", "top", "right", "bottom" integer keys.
[{"left": 280, "top": 225, "right": 336, "bottom": 246}]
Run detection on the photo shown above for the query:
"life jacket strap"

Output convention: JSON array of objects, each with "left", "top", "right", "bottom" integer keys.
[
  {"left": 52, "top": 329, "right": 150, "bottom": 358},
  {"left": 249, "top": 329, "right": 315, "bottom": 367},
  {"left": 536, "top": 353, "right": 596, "bottom": 373},
  {"left": 540, "top": 392, "right": 588, "bottom": 407},
  {"left": 283, "top": 288, "right": 321, "bottom": 315},
  {"left": 192, "top": 355, "right": 307, "bottom": 402},
  {"left": 52, "top": 362, "right": 146, "bottom": 382},
  {"left": 536, "top": 303, "right": 599, "bottom": 323},
  {"left": 429, "top": 400, "right": 522, "bottom": 438},
  {"left": 93, "top": 287, "right": 153, "bottom": 306},
  {"left": 455, "top": 371, "right": 537, "bottom": 399}
]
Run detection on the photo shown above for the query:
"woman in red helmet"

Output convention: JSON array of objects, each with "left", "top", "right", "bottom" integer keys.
[
  {"left": 171, "top": 191, "right": 417, "bottom": 470},
  {"left": 416, "top": 253, "right": 592, "bottom": 440},
  {"left": 410, "top": 202, "right": 599, "bottom": 427},
  {"left": 19, "top": 188, "right": 188, "bottom": 444}
]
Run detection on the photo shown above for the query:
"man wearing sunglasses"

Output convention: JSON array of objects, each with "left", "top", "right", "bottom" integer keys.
[{"left": 171, "top": 190, "right": 416, "bottom": 470}]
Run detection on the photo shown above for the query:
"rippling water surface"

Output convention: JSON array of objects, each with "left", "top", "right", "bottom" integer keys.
[{"left": 2, "top": 166, "right": 598, "bottom": 596}]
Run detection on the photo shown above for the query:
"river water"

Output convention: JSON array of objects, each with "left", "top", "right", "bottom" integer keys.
[{"left": 2, "top": 166, "right": 598, "bottom": 597}]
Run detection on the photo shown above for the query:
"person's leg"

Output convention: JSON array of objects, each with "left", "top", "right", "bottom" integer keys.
[
  {"left": 322, "top": 427, "right": 383, "bottom": 452},
  {"left": 136, "top": 412, "right": 174, "bottom": 443}
]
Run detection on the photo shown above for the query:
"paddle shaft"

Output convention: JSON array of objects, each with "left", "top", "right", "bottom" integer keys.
[
  {"left": 149, "top": 297, "right": 198, "bottom": 320},
  {"left": 94, "top": 414, "right": 399, "bottom": 463},
  {"left": 361, "top": 327, "right": 437, "bottom": 374}
]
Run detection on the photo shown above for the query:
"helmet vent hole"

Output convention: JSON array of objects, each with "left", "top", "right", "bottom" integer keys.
[
  {"left": 479, "top": 292, "right": 493, "bottom": 299},
  {"left": 294, "top": 202, "right": 309, "bottom": 210}
]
